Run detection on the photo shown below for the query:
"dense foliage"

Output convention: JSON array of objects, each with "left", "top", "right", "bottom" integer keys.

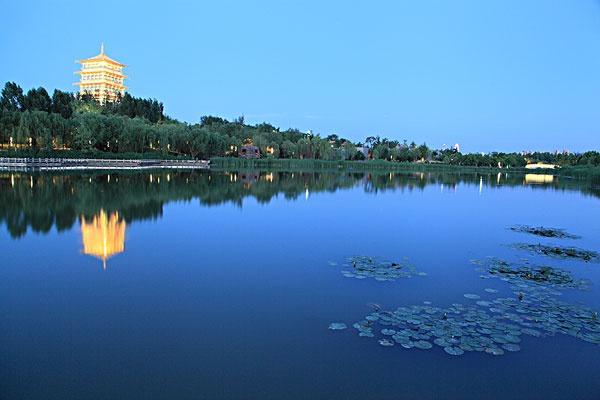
[{"left": 1, "top": 81, "right": 599, "bottom": 167}]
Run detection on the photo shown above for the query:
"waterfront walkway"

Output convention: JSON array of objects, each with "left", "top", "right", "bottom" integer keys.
[{"left": 0, "top": 157, "right": 210, "bottom": 171}]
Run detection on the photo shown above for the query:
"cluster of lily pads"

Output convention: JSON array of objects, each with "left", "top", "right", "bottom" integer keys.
[
  {"left": 513, "top": 243, "right": 599, "bottom": 263},
  {"left": 481, "top": 258, "right": 590, "bottom": 290},
  {"left": 328, "top": 232, "right": 600, "bottom": 358},
  {"left": 332, "top": 256, "right": 425, "bottom": 282},
  {"left": 350, "top": 302, "right": 530, "bottom": 355},
  {"left": 484, "top": 285, "right": 600, "bottom": 345},
  {"left": 345, "top": 279, "right": 600, "bottom": 355},
  {"left": 509, "top": 225, "right": 580, "bottom": 239}
]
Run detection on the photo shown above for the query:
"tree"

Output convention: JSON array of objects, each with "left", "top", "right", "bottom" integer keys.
[
  {"left": 365, "top": 135, "right": 380, "bottom": 147},
  {"left": 315, "top": 138, "right": 335, "bottom": 160},
  {"left": 417, "top": 143, "right": 430, "bottom": 161},
  {"left": 200, "top": 115, "right": 228, "bottom": 126},
  {"left": 353, "top": 150, "right": 366, "bottom": 160},
  {"left": 341, "top": 141, "right": 356, "bottom": 160},
  {"left": 23, "top": 87, "right": 52, "bottom": 112},
  {"left": 256, "top": 122, "right": 277, "bottom": 132},
  {"left": 0, "top": 82, "right": 25, "bottom": 111},
  {"left": 51, "top": 89, "right": 74, "bottom": 119},
  {"left": 326, "top": 134, "right": 340, "bottom": 147},
  {"left": 280, "top": 140, "right": 297, "bottom": 158},
  {"left": 0, "top": 111, "right": 20, "bottom": 144},
  {"left": 296, "top": 137, "right": 313, "bottom": 159}
]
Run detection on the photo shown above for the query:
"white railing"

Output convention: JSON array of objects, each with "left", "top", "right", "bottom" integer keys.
[{"left": 0, "top": 157, "right": 210, "bottom": 170}]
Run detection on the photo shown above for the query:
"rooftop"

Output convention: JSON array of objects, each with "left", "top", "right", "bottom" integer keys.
[{"left": 77, "top": 43, "right": 126, "bottom": 67}]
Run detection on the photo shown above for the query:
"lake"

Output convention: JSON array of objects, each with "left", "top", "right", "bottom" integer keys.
[{"left": 1, "top": 169, "right": 600, "bottom": 399}]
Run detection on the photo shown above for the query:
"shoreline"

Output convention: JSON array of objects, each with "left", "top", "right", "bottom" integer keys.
[
  {"left": 209, "top": 157, "right": 600, "bottom": 179},
  {"left": 210, "top": 157, "right": 547, "bottom": 174},
  {"left": 2, "top": 156, "right": 598, "bottom": 179},
  {"left": 0, "top": 157, "right": 209, "bottom": 171}
]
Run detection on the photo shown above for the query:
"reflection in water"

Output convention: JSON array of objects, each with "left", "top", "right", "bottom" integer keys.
[
  {"left": 239, "top": 171, "right": 259, "bottom": 188},
  {"left": 80, "top": 210, "right": 126, "bottom": 269},
  {"left": 0, "top": 169, "right": 598, "bottom": 239},
  {"left": 525, "top": 174, "right": 554, "bottom": 184}
]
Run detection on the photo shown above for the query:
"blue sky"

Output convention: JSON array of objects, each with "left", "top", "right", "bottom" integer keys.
[{"left": 1, "top": 0, "right": 599, "bottom": 152}]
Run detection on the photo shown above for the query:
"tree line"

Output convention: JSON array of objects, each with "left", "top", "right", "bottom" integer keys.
[{"left": 1, "top": 81, "right": 599, "bottom": 167}]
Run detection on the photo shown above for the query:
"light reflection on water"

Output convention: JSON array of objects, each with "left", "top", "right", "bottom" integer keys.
[{"left": 80, "top": 210, "right": 126, "bottom": 270}]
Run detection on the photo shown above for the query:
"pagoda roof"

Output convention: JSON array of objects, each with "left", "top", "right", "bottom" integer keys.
[{"left": 77, "top": 44, "right": 126, "bottom": 67}]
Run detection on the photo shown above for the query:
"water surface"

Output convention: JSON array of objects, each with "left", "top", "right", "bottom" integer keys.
[{"left": 1, "top": 170, "right": 600, "bottom": 399}]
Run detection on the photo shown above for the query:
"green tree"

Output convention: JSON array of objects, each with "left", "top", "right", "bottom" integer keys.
[
  {"left": 341, "top": 141, "right": 356, "bottom": 160},
  {"left": 23, "top": 87, "right": 52, "bottom": 112},
  {"left": 51, "top": 89, "right": 74, "bottom": 119},
  {"left": 0, "top": 82, "right": 25, "bottom": 111}
]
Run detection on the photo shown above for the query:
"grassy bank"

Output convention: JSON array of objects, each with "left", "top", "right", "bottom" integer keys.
[
  {"left": 558, "top": 165, "right": 600, "bottom": 179},
  {"left": 210, "top": 157, "right": 600, "bottom": 180},
  {"left": 210, "top": 157, "right": 520, "bottom": 173}
]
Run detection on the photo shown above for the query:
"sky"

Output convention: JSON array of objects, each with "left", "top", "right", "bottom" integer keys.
[{"left": 1, "top": 0, "right": 599, "bottom": 152}]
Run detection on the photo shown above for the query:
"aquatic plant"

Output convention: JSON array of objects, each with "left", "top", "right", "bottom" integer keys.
[
  {"left": 351, "top": 286, "right": 600, "bottom": 357},
  {"left": 379, "top": 338, "right": 395, "bottom": 347},
  {"left": 334, "top": 256, "right": 425, "bottom": 282},
  {"left": 346, "top": 255, "right": 599, "bottom": 357},
  {"left": 328, "top": 322, "right": 348, "bottom": 330},
  {"left": 510, "top": 225, "right": 580, "bottom": 239},
  {"left": 513, "top": 243, "right": 599, "bottom": 263},
  {"left": 336, "top": 247, "right": 599, "bottom": 358},
  {"left": 485, "top": 259, "right": 590, "bottom": 290}
]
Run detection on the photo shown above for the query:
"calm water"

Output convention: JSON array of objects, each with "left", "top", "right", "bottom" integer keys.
[{"left": 1, "top": 170, "right": 600, "bottom": 399}]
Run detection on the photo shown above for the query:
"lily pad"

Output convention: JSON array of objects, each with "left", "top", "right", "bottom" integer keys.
[
  {"left": 485, "top": 347, "right": 505, "bottom": 356},
  {"left": 502, "top": 343, "right": 521, "bottom": 352},
  {"left": 444, "top": 346, "right": 464, "bottom": 356},
  {"left": 414, "top": 340, "right": 433, "bottom": 349},
  {"left": 521, "top": 328, "right": 542, "bottom": 337}
]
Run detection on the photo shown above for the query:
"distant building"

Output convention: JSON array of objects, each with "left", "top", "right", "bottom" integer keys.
[
  {"left": 453, "top": 143, "right": 460, "bottom": 153},
  {"left": 75, "top": 44, "right": 127, "bottom": 104},
  {"left": 239, "top": 144, "right": 260, "bottom": 158},
  {"left": 525, "top": 163, "right": 559, "bottom": 170}
]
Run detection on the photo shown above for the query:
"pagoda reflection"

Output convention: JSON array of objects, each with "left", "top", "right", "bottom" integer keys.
[
  {"left": 524, "top": 174, "right": 554, "bottom": 184},
  {"left": 80, "top": 210, "right": 126, "bottom": 269}
]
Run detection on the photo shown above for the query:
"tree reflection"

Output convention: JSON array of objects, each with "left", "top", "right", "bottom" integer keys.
[{"left": 0, "top": 170, "right": 598, "bottom": 239}]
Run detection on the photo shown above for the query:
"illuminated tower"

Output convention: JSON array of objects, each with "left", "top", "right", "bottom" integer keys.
[{"left": 75, "top": 44, "right": 127, "bottom": 103}]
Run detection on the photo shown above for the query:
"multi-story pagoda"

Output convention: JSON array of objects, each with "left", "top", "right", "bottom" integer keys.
[{"left": 75, "top": 44, "right": 127, "bottom": 104}]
